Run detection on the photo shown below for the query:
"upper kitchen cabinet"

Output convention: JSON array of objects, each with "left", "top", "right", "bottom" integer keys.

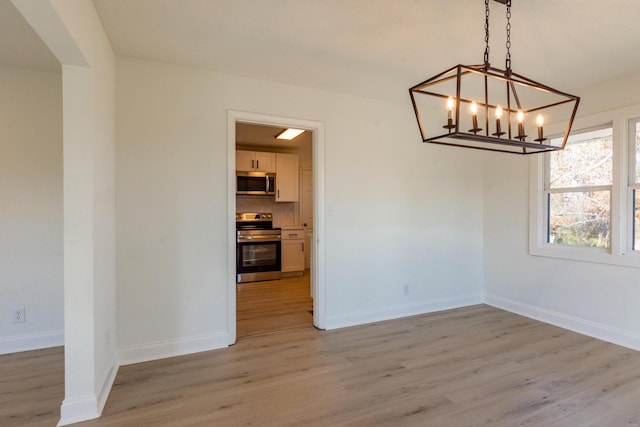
[
  {"left": 236, "top": 150, "right": 276, "bottom": 173},
  {"left": 275, "top": 153, "right": 299, "bottom": 202}
]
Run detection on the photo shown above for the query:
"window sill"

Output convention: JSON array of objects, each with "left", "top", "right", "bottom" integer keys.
[{"left": 529, "top": 243, "right": 640, "bottom": 269}]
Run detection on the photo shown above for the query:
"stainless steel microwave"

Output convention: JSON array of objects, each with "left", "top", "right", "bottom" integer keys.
[{"left": 236, "top": 172, "right": 276, "bottom": 196}]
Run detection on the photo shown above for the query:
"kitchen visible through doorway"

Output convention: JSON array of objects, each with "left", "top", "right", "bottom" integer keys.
[{"left": 235, "top": 122, "right": 314, "bottom": 338}]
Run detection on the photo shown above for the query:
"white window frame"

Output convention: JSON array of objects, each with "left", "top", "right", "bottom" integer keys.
[
  {"left": 629, "top": 117, "right": 640, "bottom": 252},
  {"left": 529, "top": 104, "right": 640, "bottom": 268}
]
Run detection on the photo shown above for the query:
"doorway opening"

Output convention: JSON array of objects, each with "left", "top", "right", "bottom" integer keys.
[{"left": 227, "top": 111, "right": 325, "bottom": 343}]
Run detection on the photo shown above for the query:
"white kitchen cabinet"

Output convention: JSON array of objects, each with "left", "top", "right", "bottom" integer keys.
[
  {"left": 236, "top": 150, "right": 276, "bottom": 173},
  {"left": 275, "top": 153, "right": 299, "bottom": 202},
  {"left": 281, "top": 228, "right": 305, "bottom": 275}
]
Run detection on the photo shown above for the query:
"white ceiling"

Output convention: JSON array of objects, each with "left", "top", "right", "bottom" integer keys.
[
  {"left": 90, "top": 0, "right": 640, "bottom": 103},
  {"left": 0, "top": 0, "right": 59, "bottom": 71},
  {"left": 4, "top": 0, "right": 640, "bottom": 104}
]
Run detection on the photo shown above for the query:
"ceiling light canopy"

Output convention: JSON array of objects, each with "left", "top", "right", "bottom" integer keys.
[
  {"left": 409, "top": 0, "right": 580, "bottom": 155},
  {"left": 275, "top": 128, "right": 305, "bottom": 140}
]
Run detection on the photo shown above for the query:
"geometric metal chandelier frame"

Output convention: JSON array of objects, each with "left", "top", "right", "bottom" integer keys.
[{"left": 409, "top": 0, "right": 580, "bottom": 155}]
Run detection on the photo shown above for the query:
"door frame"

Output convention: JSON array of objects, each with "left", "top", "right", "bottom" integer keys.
[
  {"left": 227, "top": 110, "right": 326, "bottom": 344},
  {"left": 300, "top": 167, "right": 313, "bottom": 269}
]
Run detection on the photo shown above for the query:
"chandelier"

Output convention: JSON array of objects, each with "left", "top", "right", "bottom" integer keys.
[{"left": 409, "top": 0, "right": 580, "bottom": 155}]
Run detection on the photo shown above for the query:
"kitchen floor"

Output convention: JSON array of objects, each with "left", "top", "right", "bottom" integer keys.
[{"left": 236, "top": 270, "right": 313, "bottom": 338}]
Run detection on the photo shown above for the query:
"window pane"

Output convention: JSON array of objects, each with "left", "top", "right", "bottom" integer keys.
[
  {"left": 550, "top": 127, "right": 613, "bottom": 189},
  {"left": 635, "top": 190, "right": 640, "bottom": 251},
  {"left": 548, "top": 191, "right": 610, "bottom": 248}
]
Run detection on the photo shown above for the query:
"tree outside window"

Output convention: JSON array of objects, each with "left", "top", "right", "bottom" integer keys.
[{"left": 546, "top": 127, "right": 613, "bottom": 248}]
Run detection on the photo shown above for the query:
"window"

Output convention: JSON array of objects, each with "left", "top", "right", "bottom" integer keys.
[
  {"left": 630, "top": 118, "right": 640, "bottom": 251},
  {"left": 530, "top": 104, "right": 640, "bottom": 268},
  {"left": 546, "top": 127, "right": 613, "bottom": 248}
]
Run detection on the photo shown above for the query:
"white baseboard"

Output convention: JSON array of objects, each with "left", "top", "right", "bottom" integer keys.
[
  {"left": 0, "top": 329, "right": 64, "bottom": 355},
  {"left": 118, "top": 332, "right": 230, "bottom": 366},
  {"left": 57, "top": 395, "right": 99, "bottom": 426},
  {"left": 97, "top": 352, "right": 119, "bottom": 415},
  {"left": 325, "top": 294, "right": 482, "bottom": 330},
  {"left": 485, "top": 294, "right": 640, "bottom": 352},
  {"left": 57, "top": 351, "right": 119, "bottom": 426}
]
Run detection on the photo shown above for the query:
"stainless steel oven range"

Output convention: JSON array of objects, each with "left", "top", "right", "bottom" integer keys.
[{"left": 236, "top": 212, "right": 282, "bottom": 283}]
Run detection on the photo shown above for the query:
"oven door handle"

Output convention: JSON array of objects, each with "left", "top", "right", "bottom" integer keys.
[{"left": 237, "top": 235, "right": 281, "bottom": 243}]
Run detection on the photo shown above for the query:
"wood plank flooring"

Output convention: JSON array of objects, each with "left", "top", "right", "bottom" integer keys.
[
  {"left": 236, "top": 271, "right": 313, "bottom": 338},
  {"left": 0, "top": 346, "right": 64, "bottom": 426},
  {"left": 5, "top": 305, "right": 640, "bottom": 426}
]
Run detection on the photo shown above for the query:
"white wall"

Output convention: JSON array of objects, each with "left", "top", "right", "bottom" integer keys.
[
  {"left": 115, "top": 57, "right": 484, "bottom": 362},
  {"left": 0, "top": 64, "right": 63, "bottom": 353},
  {"left": 484, "top": 70, "right": 640, "bottom": 350}
]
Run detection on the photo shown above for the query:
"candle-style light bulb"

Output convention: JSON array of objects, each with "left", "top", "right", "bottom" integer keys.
[
  {"left": 494, "top": 105, "right": 504, "bottom": 137},
  {"left": 465, "top": 101, "right": 484, "bottom": 134},
  {"left": 444, "top": 96, "right": 455, "bottom": 130},
  {"left": 536, "top": 114, "right": 545, "bottom": 142},
  {"left": 517, "top": 110, "right": 525, "bottom": 140},
  {"left": 470, "top": 101, "right": 479, "bottom": 132}
]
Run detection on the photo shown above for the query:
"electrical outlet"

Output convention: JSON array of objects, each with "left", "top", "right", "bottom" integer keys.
[
  {"left": 403, "top": 284, "right": 410, "bottom": 296},
  {"left": 12, "top": 308, "right": 25, "bottom": 324}
]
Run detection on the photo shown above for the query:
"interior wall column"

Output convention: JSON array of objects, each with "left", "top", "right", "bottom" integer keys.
[
  {"left": 10, "top": 0, "right": 117, "bottom": 425},
  {"left": 59, "top": 64, "right": 99, "bottom": 423}
]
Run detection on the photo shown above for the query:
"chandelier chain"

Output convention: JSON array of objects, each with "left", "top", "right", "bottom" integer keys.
[
  {"left": 484, "top": 0, "right": 490, "bottom": 66},
  {"left": 505, "top": 0, "right": 512, "bottom": 70}
]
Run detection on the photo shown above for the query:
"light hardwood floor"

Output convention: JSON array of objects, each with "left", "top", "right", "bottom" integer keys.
[
  {"left": 0, "top": 346, "right": 64, "bottom": 426},
  {"left": 4, "top": 305, "right": 640, "bottom": 426},
  {"left": 236, "top": 270, "right": 313, "bottom": 338}
]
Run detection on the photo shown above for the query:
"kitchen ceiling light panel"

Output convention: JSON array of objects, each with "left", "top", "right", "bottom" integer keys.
[{"left": 276, "top": 128, "right": 305, "bottom": 140}]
